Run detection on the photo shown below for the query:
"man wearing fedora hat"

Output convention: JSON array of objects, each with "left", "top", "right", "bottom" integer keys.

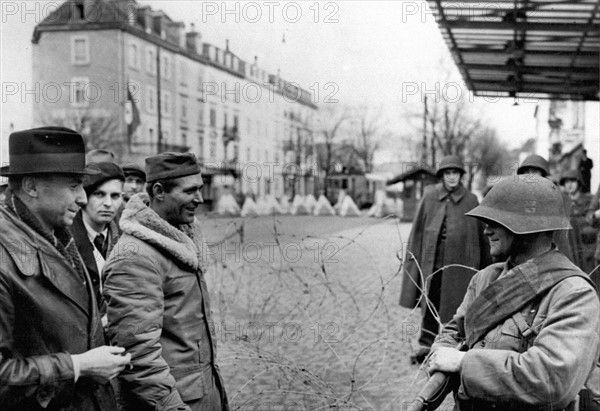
[
  {"left": 400, "top": 155, "right": 490, "bottom": 364},
  {"left": 104, "top": 152, "right": 228, "bottom": 410},
  {"left": 0, "top": 127, "right": 130, "bottom": 410}
]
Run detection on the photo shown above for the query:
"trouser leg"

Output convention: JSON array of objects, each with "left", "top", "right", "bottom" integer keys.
[{"left": 418, "top": 268, "right": 442, "bottom": 348}]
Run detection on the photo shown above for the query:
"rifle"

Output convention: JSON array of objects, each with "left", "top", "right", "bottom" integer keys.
[
  {"left": 408, "top": 371, "right": 459, "bottom": 411},
  {"left": 407, "top": 343, "right": 466, "bottom": 411}
]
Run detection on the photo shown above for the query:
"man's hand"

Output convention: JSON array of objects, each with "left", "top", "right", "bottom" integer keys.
[
  {"left": 73, "top": 346, "right": 131, "bottom": 383},
  {"left": 427, "top": 347, "right": 465, "bottom": 374}
]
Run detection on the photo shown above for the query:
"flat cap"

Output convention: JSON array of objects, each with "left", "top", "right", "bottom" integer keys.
[
  {"left": 122, "top": 161, "right": 147, "bottom": 181},
  {"left": 84, "top": 162, "right": 125, "bottom": 194},
  {"left": 86, "top": 149, "right": 115, "bottom": 165},
  {"left": 145, "top": 152, "right": 201, "bottom": 183}
]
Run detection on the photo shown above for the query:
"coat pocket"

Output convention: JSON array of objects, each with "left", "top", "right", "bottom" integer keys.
[{"left": 170, "top": 364, "right": 206, "bottom": 402}]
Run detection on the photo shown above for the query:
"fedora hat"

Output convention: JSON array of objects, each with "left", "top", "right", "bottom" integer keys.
[{"left": 0, "top": 126, "right": 99, "bottom": 176}]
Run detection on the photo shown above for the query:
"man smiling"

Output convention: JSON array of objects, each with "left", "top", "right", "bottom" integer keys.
[
  {"left": 104, "top": 152, "right": 228, "bottom": 411},
  {"left": 427, "top": 176, "right": 600, "bottom": 410}
]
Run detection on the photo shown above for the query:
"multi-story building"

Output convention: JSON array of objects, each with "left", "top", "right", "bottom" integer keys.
[{"left": 32, "top": 0, "right": 319, "bottom": 207}]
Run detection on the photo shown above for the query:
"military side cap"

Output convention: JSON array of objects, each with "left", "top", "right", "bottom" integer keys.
[
  {"left": 0, "top": 126, "right": 99, "bottom": 176},
  {"left": 83, "top": 162, "right": 125, "bottom": 194},
  {"left": 436, "top": 155, "right": 466, "bottom": 178},
  {"left": 145, "top": 152, "right": 201, "bottom": 183},
  {"left": 517, "top": 154, "right": 549, "bottom": 177},
  {"left": 466, "top": 175, "right": 570, "bottom": 234}
]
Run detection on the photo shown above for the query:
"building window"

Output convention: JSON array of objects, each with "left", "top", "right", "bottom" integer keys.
[
  {"left": 197, "top": 99, "right": 204, "bottom": 126},
  {"left": 246, "top": 147, "right": 251, "bottom": 162},
  {"left": 180, "top": 95, "right": 188, "bottom": 120},
  {"left": 198, "top": 133, "right": 204, "bottom": 159},
  {"left": 68, "top": 77, "right": 89, "bottom": 107},
  {"left": 161, "top": 91, "right": 171, "bottom": 117},
  {"left": 128, "top": 43, "right": 139, "bottom": 70},
  {"left": 146, "top": 48, "right": 156, "bottom": 75},
  {"left": 209, "top": 107, "right": 217, "bottom": 128},
  {"left": 209, "top": 138, "right": 217, "bottom": 159},
  {"left": 161, "top": 55, "right": 171, "bottom": 80},
  {"left": 146, "top": 85, "right": 157, "bottom": 113},
  {"left": 182, "top": 132, "right": 187, "bottom": 148},
  {"left": 179, "top": 62, "right": 187, "bottom": 86},
  {"left": 71, "top": 37, "right": 89, "bottom": 65}
]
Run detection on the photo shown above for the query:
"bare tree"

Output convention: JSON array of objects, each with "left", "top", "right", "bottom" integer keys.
[
  {"left": 38, "top": 108, "right": 123, "bottom": 158},
  {"left": 315, "top": 105, "right": 349, "bottom": 195},
  {"left": 348, "top": 105, "right": 383, "bottom": 173},
  {"left": 465, "top": 127, "right": 510, "bottom": 190}
]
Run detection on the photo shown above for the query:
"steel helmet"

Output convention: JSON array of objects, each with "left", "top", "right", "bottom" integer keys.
[
  {"left": 517, "top": 154, "right": 549, "bottom": 177},
  {"left": 559, "top": 169, "right": 583, "bottom": 186},
  {"left": 465, "top": 175, "right": 571, "bottom": 234},
  {"left": 436, "top": 155, "right": 466, "bottom": 178}
]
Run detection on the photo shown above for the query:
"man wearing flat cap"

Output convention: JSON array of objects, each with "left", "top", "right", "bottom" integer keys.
[
  {"left": 104, "top": 152, "right": 228, "bottom": 411},
  {"left": 121, "top": 162, "right": 147, "bottom": 203},
  {"left": 0, "top": 127, "right": 130, "bottom": 410},
  {"left": 400, "top": 155, "right": 490, "bottom": 364},
  {"left": 71, "top": 162, "right": 125, "bottom": 318}
]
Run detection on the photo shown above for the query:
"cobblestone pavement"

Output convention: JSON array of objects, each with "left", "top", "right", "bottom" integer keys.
[{"left": 200, "top": 215, "right": 449, "bottom": 411}]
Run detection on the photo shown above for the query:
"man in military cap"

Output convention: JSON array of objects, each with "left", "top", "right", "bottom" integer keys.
[
  {"left": 427, "top": 176, "right": 600, "bottom": 410},
  {"left": 400, "top": 155, "right": 490, "bottom": 364},
  {"left": 0, "top": 127, "right": 130, "bottom": 410},
  {"left": 104, "top": 152, "right": 228, "bottom": 410},
  {"left": 517, "top": 153, "right": 550, "bottom": 178}
]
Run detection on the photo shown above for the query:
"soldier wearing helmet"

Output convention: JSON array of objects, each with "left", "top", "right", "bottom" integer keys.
[
  {"left": 400, "top": 155, "right": 490, "bottom": 364},
  {"left": 426, "top": 176, "right": 600, "bottom": 411},
  {"left": 560, "top": 170, "right": 598, "bottom": 274},
  {"left": 517, "top": 154, "right": 577, "bottom": 266}
]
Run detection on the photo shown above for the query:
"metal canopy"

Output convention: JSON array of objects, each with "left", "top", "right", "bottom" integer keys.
[{"left": 427, "top": 0, "right": 600, "bottom": 100}]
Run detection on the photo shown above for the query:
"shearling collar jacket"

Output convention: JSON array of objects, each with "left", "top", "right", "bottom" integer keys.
[{"left": 103, "top": 193, "right": 228, "bottom": 410}]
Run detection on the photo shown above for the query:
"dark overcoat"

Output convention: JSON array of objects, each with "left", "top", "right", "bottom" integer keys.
[
  {"left": 71, "top": 211, "right": 120, "bottom": 312},
  {"left": 400, "top": 183, "right": 490, "bottom": 323},
  {"left": 0, "top": 205, "right": 115, "bottom": 410}
]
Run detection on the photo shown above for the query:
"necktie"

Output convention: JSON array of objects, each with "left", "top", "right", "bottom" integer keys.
[{"left": 93, "top": 233, "right": 107, "bottom": 259}]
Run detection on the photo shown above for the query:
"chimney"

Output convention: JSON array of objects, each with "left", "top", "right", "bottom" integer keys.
[
  {"left": 166, "top": 21, "right": 185, "bottom": 48},
  {"left": 138, "top": 6, "right": 152, "bottom": 33},
  {"left": 186, "top": 23, "right": 201, "bottom": 54}
]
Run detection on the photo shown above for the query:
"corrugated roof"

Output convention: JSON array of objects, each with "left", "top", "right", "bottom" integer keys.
[{"left": 427, "top": 0, "right": 599, "bottom": 100}]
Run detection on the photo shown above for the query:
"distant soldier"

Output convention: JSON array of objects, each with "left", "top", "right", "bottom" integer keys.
[
  {"left": 400, "top": 155, "right": 490, "bottom": 364},
  {"left": 517, "top": 153, "right": 577, "bottom": 264},
  {"left": 427, "top": 176, "right": 600, "bottom": 411},
  {"left": 560, "top": 169, "right": 597, "bottom": 274},
  {"left": 579, "top": 149, "right": 594, "bottom": 193}
]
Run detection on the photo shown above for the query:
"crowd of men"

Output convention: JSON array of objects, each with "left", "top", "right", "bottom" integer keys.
[
  {"left": 0, "top": 127, "right": 227, "bottom": 410},
  {"left": 0, "top": 126, "right": 599, "bottom": 411}
]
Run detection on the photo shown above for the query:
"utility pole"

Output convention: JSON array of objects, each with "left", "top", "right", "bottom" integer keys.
[
  {"left": 156, "top": 46, "right": 163, "bottom": 153},
  {"left": 422, "top": 95, "right": 428, "bottom": 167}
]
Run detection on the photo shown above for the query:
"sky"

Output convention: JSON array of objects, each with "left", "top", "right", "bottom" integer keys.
[{"left": 1, "top": 0, "right": 538, "bottom": 166}]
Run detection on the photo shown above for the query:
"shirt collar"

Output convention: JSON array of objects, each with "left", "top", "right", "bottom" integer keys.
[
  {"left": 81, "top": 216, "right": 108, "bottom": 244},
  {"left": 437, "top": 183, "right": 466, "bottom": 203}
]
